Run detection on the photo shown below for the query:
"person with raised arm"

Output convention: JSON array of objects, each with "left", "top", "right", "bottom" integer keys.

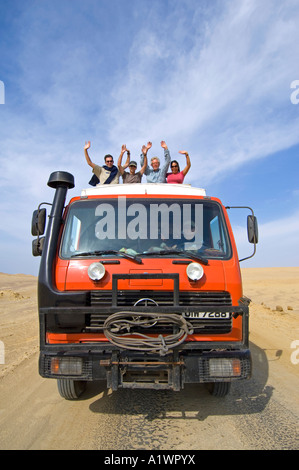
[
  {"left": 166, "top": 150, "right": 191, "bottom": 184},
  {"left": 84, "top": 141, "right": 120, "bottom": 185},
  {"left": 140, "top": 141, "right": 170, "bottom": 183},
  {"left": 118, "top": 144, "right": 148, "bottom": 183}
]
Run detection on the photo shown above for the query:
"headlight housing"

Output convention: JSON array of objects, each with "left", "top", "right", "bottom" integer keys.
[
  {"left": 88, "top": 262, "right": 106, "bottom": 281},
  {"left": 51, "top": 357, "right": 83, "bottom": 376},
  {"left": 209, "top": 358, "right": 242, "bottom": 377},
  {"left": 186, "top": 262, "right": 204, "bottom": 281}
]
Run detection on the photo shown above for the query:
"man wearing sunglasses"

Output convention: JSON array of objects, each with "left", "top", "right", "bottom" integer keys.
[{"left": 84, "top": 141, "right": 120, "bottom": 185}]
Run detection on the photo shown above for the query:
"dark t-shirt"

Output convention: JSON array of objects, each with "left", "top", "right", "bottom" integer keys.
[{"left": 122, "top": 171, "right": 142, "bottom": 183}]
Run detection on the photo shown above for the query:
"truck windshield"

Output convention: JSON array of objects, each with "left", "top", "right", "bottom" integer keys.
[{"left": 60, "top": 197, "right": 231, "bottom": 260}]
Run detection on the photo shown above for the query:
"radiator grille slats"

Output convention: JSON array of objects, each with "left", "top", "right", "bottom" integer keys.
[
  {"left": 89, "top": 290, "right": 232, "bottom": 307},
  {"left": 88, "top": 314, "right": 232, "bottom": 334},
  {"left": 87, "top": 290, "right": 233, "bottom": 334}
]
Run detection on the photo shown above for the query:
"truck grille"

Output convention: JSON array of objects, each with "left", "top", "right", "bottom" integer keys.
[
  {"left": 89, "top": 290, "right": 232, "bottom": 307},
  {"left": 88, "top": 314, "right": 232, "bottom": 334},
  {"left": 87, "top": 290, "right": 233, "bottom": 335}
]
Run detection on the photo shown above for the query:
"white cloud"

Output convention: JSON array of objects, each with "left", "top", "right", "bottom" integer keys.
[
  {"left": 1, "top": 0, "right": 299, "bottom": 274},
  {"left": 106, "top": 0, "right": 299, "bottom": 185},
  {"left": 234, "top": 209, "right": 299, "bottom": 267}
]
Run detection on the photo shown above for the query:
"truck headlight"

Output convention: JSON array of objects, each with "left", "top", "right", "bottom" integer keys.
[
  {"left": 88, "top": 262, "right": 106, "bottom": 281},
  {"left": 209, "top": 358, "right": 241, "bottom": 377},
  {"left": 186, "top": 262, "right": 204, "bottom": 281},
  {"left": 51, "top": 357, "right": 83, "bottom": 376}
]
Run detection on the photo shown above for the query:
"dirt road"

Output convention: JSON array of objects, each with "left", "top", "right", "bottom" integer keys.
[{"left": 0, "top": 269, "right": 298, "bottom": 450}]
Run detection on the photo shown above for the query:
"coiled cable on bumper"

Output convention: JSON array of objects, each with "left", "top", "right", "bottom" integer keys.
[{"left": 103, "top": 312, "right": 193, "bottom": 356}]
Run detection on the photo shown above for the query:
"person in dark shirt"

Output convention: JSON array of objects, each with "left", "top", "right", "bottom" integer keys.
[{"left": 118, "top": 144, "right": 148, "bottom": 183}]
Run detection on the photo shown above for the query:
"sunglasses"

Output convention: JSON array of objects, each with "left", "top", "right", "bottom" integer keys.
[
  {"left": 106, "top": 160, "right": 113, "bottom": 163},
  {"left": 171, "top": 164, "right": 178, "bottom": 168}
]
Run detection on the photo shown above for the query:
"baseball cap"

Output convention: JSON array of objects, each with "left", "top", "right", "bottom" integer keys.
[{"left": 129, "top": 161, "right": 137, "bottom": 167}]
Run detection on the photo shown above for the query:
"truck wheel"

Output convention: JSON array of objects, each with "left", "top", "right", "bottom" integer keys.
[
  {"left": 207, "top": 382, "right": 231, "bottom": 397},
  {"left": 57, "top": 379, "right": 87, "bottom": 400}
]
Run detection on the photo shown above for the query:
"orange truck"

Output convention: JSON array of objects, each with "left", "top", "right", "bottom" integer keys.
[{"left": 31, "top": 171, "right": 258, "bottom": 399}]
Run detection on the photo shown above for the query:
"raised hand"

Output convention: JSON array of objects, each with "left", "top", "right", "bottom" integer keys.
[
  {"left": 142, "top": 141, "right": 152, "bottom": 154},
  {"left": 161, "top": 140, "right": 167, "bottom": 149},
  {"left": 84, "top": 141, "right": 91, "bottom": 150},
  {"left": 179, "top": 150, "right": 191, "bottom": 176}
]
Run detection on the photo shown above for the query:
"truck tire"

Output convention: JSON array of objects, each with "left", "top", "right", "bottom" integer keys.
[
  {"left": 207, "top": 382, "right": 231, "bottom": 397},
  {"left": 57, "top": 379, "right": 87, "bottom": 400}
]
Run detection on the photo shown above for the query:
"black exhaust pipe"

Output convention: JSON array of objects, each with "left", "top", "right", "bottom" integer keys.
[{"left": 38, "top": 171, "right": 76, "bottom": 308}]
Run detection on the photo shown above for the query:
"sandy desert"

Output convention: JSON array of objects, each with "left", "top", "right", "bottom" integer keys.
[
  {"left": 1, "top": 267, "right": 298, "bottom": 379},
  {"left": 0, "top": 267, "right": 298, "bottom": 450}
]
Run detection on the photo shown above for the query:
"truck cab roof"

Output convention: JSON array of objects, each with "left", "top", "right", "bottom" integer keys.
[{"left": 80, "top": 183, "right": 207, "bottom": 198}]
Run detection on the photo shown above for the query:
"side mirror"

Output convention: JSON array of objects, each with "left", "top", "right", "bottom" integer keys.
[
  {"left": 31, "top": 208, "right": 46, "bottom": 236},
  {"left": 247, "top": 215, "right": 258, "bottom": 244},
  {"left": 32, "top": 237, "right": 45, "bottom": 256},
  {"left": 225, "top": 205, "right": 258, "bottom": 262}
]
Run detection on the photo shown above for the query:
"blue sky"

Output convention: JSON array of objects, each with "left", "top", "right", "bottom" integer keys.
[{"left": 0, "top": 0, "right": 299, "bottom": 275}]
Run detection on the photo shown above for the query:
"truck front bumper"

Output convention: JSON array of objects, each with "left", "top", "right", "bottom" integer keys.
[{"left": 39, "top": 348, "right": 251, "bottom": 391}]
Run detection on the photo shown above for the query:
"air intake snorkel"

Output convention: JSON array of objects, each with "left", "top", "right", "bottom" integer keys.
[{"left": 38, "top": 171, "right": 75, "bottom": 308}]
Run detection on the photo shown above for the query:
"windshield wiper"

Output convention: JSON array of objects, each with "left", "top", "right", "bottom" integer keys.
[
  {"left": 71, "top": 250, "right": 142, "bottom": 264},
  {"left": 138, "top": 249, "right": 208, "bottom": 265}
]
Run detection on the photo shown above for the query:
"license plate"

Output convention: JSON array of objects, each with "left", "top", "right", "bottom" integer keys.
[{"left": 182, "top": 311, "right": 231, "bottom": 319}]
